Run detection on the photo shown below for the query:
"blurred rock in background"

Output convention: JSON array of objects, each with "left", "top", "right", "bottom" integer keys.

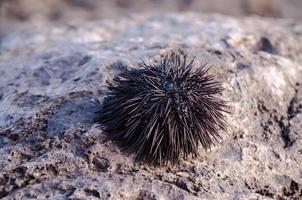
[{"left": 1, "top": 0, "right": 302, "bottom": 33}]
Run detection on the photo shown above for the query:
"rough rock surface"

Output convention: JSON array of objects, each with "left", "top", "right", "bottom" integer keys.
[{"left": 0, "top": 13, "right": 302, "bottom": 199}]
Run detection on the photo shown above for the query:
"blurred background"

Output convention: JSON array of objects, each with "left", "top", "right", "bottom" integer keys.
[{"left": 1, "top": 0, "right": 302, "bottom": 34}]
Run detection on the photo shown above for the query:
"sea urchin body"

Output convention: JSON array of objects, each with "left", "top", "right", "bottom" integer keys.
[{"left": 101, "top": 52, "right": 228, "bottom": 165}]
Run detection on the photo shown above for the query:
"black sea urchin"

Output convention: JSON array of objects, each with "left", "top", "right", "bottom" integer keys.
[{"left": 100, "top": 52, "right": 228, "bottom": 165}]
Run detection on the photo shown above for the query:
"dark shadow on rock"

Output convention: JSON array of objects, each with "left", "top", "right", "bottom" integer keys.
[
  {"left": 47, "top": 99, "right": 102, "bottom": 137},
  {"left": 257, "top": 36, "right": 277, "bottom": 54}
]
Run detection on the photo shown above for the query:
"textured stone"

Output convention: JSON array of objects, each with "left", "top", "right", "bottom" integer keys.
[
  {"left": 46, "top": 100, "right": 102, "bottom": 137},
  {"left": 0, "top": 13, "right": 302, "bottom": 199}
]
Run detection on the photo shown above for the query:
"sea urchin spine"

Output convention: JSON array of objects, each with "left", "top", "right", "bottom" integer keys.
[{"left": 100, "top": 52, "right": 228, "bottom": 165}]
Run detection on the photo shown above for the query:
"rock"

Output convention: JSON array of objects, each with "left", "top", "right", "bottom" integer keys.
[
  {"left": 0, "top": 13, "right": 302, "bottom": 200},
  {"left": 216, "top": 142, "right": 243, "bottom": 161},
  {"left": 46, "top": 100, "right": 102, "bottom": 137},
  {"left": 2, "top": 0, "right": 302, "bottom": 30}
]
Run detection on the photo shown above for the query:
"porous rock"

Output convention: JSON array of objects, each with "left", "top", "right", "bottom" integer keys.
[{"left": 0, "top": 13, "right": 302, "bottom": 199}]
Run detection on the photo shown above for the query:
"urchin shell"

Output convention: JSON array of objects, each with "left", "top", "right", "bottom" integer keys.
[{"left": 100, "top": 52, "right": 228, "bottom": 165}]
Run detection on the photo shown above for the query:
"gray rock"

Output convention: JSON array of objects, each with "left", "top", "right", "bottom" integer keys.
[
  {"left": 47, "top": 100, "right": 102, "bottom": 137},
  {"left": 0, "top": 13, "right": 302, "bottom": 200},
  {"left": 216, "top": 141, "right": 243, "bottom": 161}
]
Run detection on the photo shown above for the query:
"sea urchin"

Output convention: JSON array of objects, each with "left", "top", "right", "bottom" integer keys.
[{"left": 100, "top": 52, "right": 228, "bottom": 165}]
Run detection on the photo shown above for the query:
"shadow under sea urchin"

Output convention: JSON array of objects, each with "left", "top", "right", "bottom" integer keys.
[{"left": 100, "top": 51, "right": 228, "bottom": 165}]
